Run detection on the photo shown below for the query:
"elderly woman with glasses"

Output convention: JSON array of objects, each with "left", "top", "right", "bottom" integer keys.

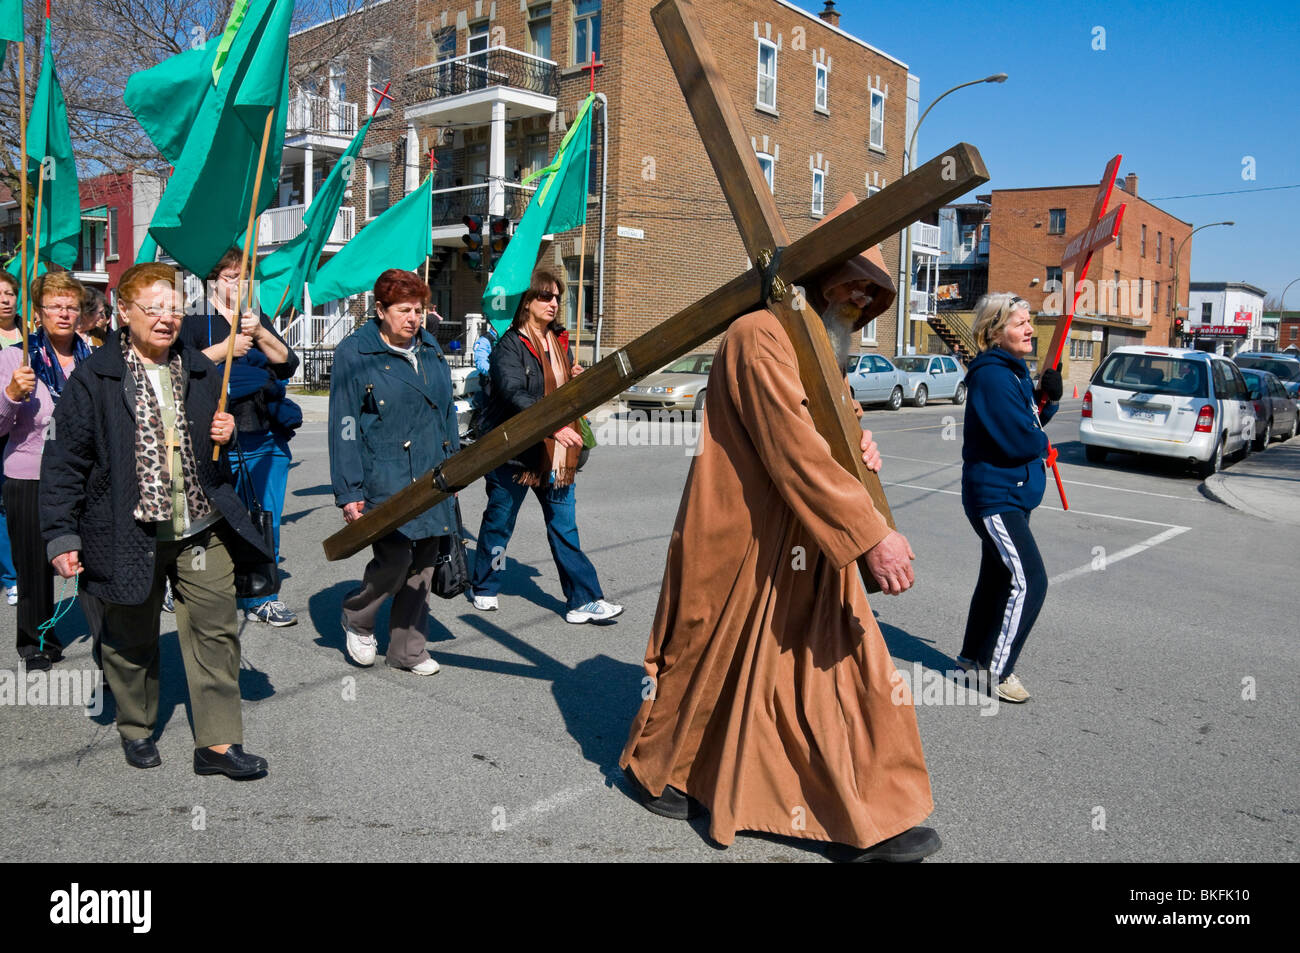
[
  {"left": 0, "top": 271, "right": 92, "bottom": 670},
  {"left": 957, "top": 293, "right": 1062, "bottom": 704},
  {"left": 468, "top": 267, "right": 622, "bottom": 624},
  {"left": 41, "top": 263, "right": 273, "bottom": 777}
]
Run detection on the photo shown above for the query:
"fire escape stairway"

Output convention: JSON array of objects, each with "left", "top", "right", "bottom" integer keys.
[{"left": 927, "top": 312, "right": 979, "bottom": 367}]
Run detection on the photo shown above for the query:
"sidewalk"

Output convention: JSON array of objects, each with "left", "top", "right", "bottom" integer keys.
[
  {"left": 1202, "top": 435, "right": 1300, "bottom": 525},
  {"left": 292, "top": 393, "right": 625, "bottom": 425}
]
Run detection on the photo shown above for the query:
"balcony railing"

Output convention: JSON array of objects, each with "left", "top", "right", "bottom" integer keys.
[
  {"left": 432, "top": 182, "right": 539, "bottom": 228},
  {"left": 286, "top": 92, "right": 358, "bottom": 138},
  {"left": 409, "top": 47, "right": 559, "bottom": 103},
  {"left": 911, "top": 222, "right": 941, "bottom": 253},
  {"left": 909, "top": 289, "right": 936, "bottom": 316},
  {"left": 258, "top": 204, "right": 354, "bottom": 246}
]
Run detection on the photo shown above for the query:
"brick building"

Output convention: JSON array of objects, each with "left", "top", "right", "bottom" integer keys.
[
  {"left": 284, "top": 0, "right": 913, "bottom": 360},
  {"left": 985, "top": 172, "right": 1192, "bottom": 387}
]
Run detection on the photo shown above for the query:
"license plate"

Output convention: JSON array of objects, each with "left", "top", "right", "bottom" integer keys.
[{"left": 1130, "top": 409, "right": 1155, "bottom": 421}]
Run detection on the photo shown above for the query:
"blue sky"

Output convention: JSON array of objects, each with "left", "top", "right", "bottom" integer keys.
[{"left": 820, "top": 0, "right": 1300, "bottom": 303}]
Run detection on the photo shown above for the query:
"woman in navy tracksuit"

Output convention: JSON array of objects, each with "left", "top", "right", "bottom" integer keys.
[{"left": 958, "top": 294, "right": 1062, "bottom": 703}]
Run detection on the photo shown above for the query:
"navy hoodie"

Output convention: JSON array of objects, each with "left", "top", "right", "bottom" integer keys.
[{"left": 961, "top": 347, "right": 1058, "bottom": 517}]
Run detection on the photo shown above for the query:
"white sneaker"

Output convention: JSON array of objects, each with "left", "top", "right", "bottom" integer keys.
[
  {"left": 472, "top": 595, "right": 499, "bottom": 611},
  {"left": 341, "top": 610, "right": 376, "bottom": 666},
  {"left": 6, "top": 586, "right": 16, "bottom": 606},
  {"left": 408, "top": 658, "right": 441, "bottom": 676},
  {"left": 566, "top": 599, "right": 624, "bottom": 624}
]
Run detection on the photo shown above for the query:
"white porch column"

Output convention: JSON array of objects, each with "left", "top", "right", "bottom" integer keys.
[
  {"left": 406, "top": 122, "right": 419, "bottom": 193},
  {"left": 489, "top": 100, "right": 506, "bottom": 217},
  {"left": 303, "top": 143, "right": 315, "bottom": 208}
]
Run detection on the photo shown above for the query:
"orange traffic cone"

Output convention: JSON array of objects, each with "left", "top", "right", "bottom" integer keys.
[{"left": 1072, "top": 384, "right": 1079, "bottom": 399}]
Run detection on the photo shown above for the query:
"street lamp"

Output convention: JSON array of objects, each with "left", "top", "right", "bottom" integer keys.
[
  {"left": 898, "top": 73, "right": 1007, "bottom": 356},
  {"left": 1277, "top": 276, "right": 1300, "bottom": 351},
  {"left": 1170, "top": 221, "right": 1233, "bottom": 347}
]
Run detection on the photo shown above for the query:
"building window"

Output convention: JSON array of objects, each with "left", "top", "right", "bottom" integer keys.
[
  {"left": 1140, "top": 224, "right": 1147, "bottom": 256},
  {"left": 368, "top": 53, "right": 391, "bottom": 113},
  {"left": 1156, "top": 230, "right": 1162, "bottom": 263},
  {"left": 815, "top": 62, "right": 828, "bottom": 112},
  {"left": 756, "top": 39, "right": 777, "bottom": 110},
  {"left": 866, "top": 184, "right": 880, "bottom": 198},
  {"left": 1116, "top": 227, "right": 1122, "bottom": 250},
  {"left": 811, "top": 168, "right": 824, "bottom": 215},
  {"left": 1112, "top": 270, "right": 1120, "bottom": 312},
  {"left": 756, "top": 152, "right": 774, "bottom": 192},
  {"left": 528, "top": 3, "right": 552, "bottom": 59},
  {"left": 1045, "top": 265, "right": 1062, "bottom": 292},
  {"left": 1137, "top": 277, "right": 1143, "bottom": 310},
  {"left": 1048, "top": 208, "right": 1066, "bottom": 234},
  {"left": 868, "top": 88, "right": 884, "bottom": 150},
  {"left": 1201, "top": 301, "right": 1213, "bottom": 322},
  {"left": 1290, "top": 326, "right": 1297, "bottom": 341},
  {"left": 860, "top": 317, "right": 877, "bottom": 343},
  {"left": 367, "top": 158, "right": 390, "bottom": 218},
  {"left": 1153, "top": 282, "right": 1159, "bottom": 315},
  {"left": 106, "top": 207, "right": 119, "bottom": 260},
  {"left": 573, "top": 0, "right": 601, "bottom": 66},
  {"left": 564, "top": 256, "right": 595, "bottom": 334},
  {"left": 1169, "top": 236, "right": 1175, "bottom": 265}
]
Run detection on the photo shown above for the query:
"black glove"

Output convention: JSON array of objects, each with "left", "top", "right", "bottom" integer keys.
[{"left": 1038, "top": 364, "right": 1063, "bottom": 403}]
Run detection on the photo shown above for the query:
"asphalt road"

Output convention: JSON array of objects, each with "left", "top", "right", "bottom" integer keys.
[{"left": 1, "top": 398, "right": 1296, "bottom": 862}]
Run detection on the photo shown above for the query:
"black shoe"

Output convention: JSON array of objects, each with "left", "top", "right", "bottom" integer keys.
[
  {"left": 623, "top": 765, "right": 702, "bottom": 820},
  {"left": 827, "top": 826, "right": 942, "bottom": 863},
  {"left": 23, "top": 648, "right": 62, "bottom": 671},
  {"left": 121, "top": 738, "right": 162, "bottom": 770},
  {"left": 194, "top": 744, "right": 268, "bottom": 780}
]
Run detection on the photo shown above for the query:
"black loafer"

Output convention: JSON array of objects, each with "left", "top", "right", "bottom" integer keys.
[
  {"left": 194, "top": 744, "right": 268, "bottom": 779},
  {"left": 623, "top": 766, "right": 702, "bottom": 820},
  {"left": 121, "top": 737, "right": 161, "bottom": 770},
  {"left": 828, "top": 826, "right": 942, "bottom": 863}
]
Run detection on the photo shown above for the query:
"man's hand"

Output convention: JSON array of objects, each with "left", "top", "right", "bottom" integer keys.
[
  {"left": 864, "top": 530, "right": 916, "bottom": 595},
  {"left": 554, "top": 425, "right": 584, "bottom": 449},
  {"left": 342, "top": 501, "right": 365, "bottom": 523},
  {"left": 52, "top": 551, "right": 83, "bottom": 578},
  {"left": 860, "top": 428, "right": 882, "bottom": 472}
]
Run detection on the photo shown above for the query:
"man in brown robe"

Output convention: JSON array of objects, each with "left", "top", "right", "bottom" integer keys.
[{"left": 620, "top": 196, "right": 939, "bottom": 861}]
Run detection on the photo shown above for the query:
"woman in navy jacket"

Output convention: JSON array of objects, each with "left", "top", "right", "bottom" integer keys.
[
  {"left": 328, "top": 270, "right": 459, "bottom": 675},
  {"left": 958, "top": 294, "right": 1062, "bottom": 703}
]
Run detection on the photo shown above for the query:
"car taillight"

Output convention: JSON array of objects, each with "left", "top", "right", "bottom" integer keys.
[
  {"left": 1081, "top": 390, "right": 1092, "bottom": 418},
  {"left": 1195, "top": 404, "right": 1215, "bottom": 433}
]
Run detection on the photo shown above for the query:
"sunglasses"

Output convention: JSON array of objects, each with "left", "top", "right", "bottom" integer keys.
[{"left": 533, "top": 289, "right": 561, "bottom": 303}]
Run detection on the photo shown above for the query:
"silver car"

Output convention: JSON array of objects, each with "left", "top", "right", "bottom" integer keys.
[
  {"left": 892, "top": 355, "right": 967, "bottom": 406},
  {"left": 846, "top": 354, "right": 908, "bottom": 410},
  {"left": 619, "top": 352, "right": 713, "bottom": 416}
]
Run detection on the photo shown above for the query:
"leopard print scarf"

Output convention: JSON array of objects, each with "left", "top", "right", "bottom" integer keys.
[{"left": 121, "top": 333, "right": 213, "bottom": 526}]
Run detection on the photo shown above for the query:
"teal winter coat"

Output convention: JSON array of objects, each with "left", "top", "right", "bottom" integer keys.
[{"left": 328, "top": 319, "right": 460, "bottom": 540}]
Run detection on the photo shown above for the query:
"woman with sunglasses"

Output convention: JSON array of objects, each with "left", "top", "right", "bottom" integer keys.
[{"left": 468, "top": 268, "right": 621, "bottom": 624}]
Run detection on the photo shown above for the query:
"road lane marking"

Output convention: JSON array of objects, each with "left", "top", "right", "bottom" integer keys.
[
  {"left": 499, "top": 783, "right": 602, "bottom": 831},
  {"left": 1048, "top": 526, "right": 1192, "bottom": 584},
  {"left": 883, "top": 481, "right": 1188, "bottom": 528},
  {"left": 882, "top": 455, "right": 1205, "bottom": 502}
]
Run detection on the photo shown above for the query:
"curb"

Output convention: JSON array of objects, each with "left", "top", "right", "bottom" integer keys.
[{"left": 1200, "top": 473, "right": 1273, "bottom": 522}]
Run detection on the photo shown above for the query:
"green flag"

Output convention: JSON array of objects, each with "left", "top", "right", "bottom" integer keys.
[
  {"left": 25, "top": 17, "right": 79, "bottom": 270},
  {"left": 256, "top": 116, "right": 372, "bottom": 316},
  {"left": 137, "top": 233, "right": 158, "bottom": 264},
  {"left": 309, "top": 177, "right": 433, "bottom": 305},
  {"left": 0, "top": 0, "right": 22, "bottom": 70},
  {"left": 483, "top": 93, "right": 595, "bottom": 336},
  {"left": 124, "top": 0, "right": 291, "bottom": 277}
]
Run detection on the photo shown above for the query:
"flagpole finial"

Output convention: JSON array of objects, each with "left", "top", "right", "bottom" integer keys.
[{"left": 370, "top": 81, "right": 394, "bottom": 117}]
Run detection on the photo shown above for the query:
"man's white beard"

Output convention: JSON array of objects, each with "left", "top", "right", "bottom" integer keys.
[{"left": 822, "top": 303, "right": 858, "bottom": 373}]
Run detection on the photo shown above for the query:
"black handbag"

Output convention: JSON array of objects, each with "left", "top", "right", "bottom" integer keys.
[
  {"left": 432, "top": 499, "right": 470, "bottom": 599},
  {"left": 231, "top": 443, "right": 279, "bottom": 600}
]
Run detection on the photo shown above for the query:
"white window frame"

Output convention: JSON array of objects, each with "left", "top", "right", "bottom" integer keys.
[
  {"left": 106, "top": 207, "right": 119, "bottom": 261},
  {"left": 860, "top": 319, "right": 878, "bottom": 345},
  {"left": 814, "top": 62, "right": 828, "bottom": 113},
  {"left": 572, "top": 0, "right": 601, "bottom": 67},
  {"left": 866, "top": 184, "right": 881, "bottom": 198},
  {"left": 366, "top": 158, "right": 390, "bottom": 220},
  {"left": 811, "top": 167, "right": 824, "bottom": 216},
  {"left": 869, "top": 88, "right": 884, "bottom": 150},
  {"left": 757, "top": 39, "right": 777, "bottom": 111},
  {"left": 528, "top": 2, "right": 553, "bottom": 60},
  {"left": 756, "top": 152, "right": 774, "bottom": 192},
  {"left": 367, "top": 53, "right": 391, "bottom": 114}
]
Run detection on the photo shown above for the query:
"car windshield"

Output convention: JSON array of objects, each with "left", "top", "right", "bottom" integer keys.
[
  {"left": 894, "top": 357, "right": 929, "bottom": 372},
  {"left": 1094, "top": 354, "right": 1208, "bottom": 398},
  {"left": 1236, "top": 357, "right": 1300, "bottom": 383},
  {"left": 659, "top": 355, "right": 706, "bottom": 374}
]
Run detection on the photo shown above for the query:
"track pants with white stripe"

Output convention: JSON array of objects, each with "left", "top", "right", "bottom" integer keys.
[{"left": 960, "top": 509, "right": 1047, "bottom": 679}]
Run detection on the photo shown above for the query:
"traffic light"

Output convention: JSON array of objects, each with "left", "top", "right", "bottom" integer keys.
[
  {"left": 1172, "top": 316, "right": 1185, "bottom": 347},
  {"left": 461, "top": 214, "right": 484, "bottom": 272},
  {"left": 488, "top": 215, "right": 512, "bottom": 269}
]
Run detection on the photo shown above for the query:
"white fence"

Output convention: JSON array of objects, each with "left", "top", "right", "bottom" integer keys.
[
  {"left": 258, "top": 205, "right": 354, "bottom": 246},
  {"left": 286, "top": 92, "right": 358, "bottom": 137}
]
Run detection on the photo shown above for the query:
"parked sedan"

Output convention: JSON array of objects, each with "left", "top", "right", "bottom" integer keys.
[
  {"left": 846, "top": 353, "right": 908, "bottom": 410},
  {"left": 619, "top": 352, "right": 713, "bottom": 416},
  {"left": 1234, "top": 353, "right": 1300, "bottom": 398},
  {"left": 891, "top": 354, "right": 967, "bottom": 406},
  {"left": 1239, "top": 368, "right": 1300, "bottom": 449}
]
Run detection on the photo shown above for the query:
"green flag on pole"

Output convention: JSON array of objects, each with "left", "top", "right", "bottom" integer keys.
[
  {"left": 0, "top": 0, "right": 22, "bottom": 70},
  {"left": 309, "top": 176, "right": 433, "bottom": 305},
  {"left": 124, "top": 0, "right": 291, "bottom": 277},
  {"left": 136, "top": 233, "right": 159, "bottom": 264},
  {"left": 24, "top": 16, "right": 80, "bottom": 271},
  {"left": 482, "top": 93, "right": 595, "bottom": 337},
  {"left": 256, "top": 116, "right": 372, "bottom": 316}
]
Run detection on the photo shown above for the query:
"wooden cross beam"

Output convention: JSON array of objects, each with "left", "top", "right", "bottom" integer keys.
[{"left": 321, "top": 14, "right": 988, "bottom": 564}]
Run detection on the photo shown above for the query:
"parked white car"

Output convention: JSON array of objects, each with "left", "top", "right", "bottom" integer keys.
[
  {"left": 846, "top": 354, "right": 909, "bottom": 410},
  {"left": 1080, "top": 347, "right": 1256, "bottom": 477},
  {"left": 891, "top": 354, "right": 967, "bottom": 406}
]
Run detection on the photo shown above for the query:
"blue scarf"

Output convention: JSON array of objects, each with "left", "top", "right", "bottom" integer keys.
[{"left": 29, "top": 328, "right": 92, "bottom": 403}]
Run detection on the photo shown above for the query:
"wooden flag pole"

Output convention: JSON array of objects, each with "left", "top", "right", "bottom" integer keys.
[
  {"left": 216, "top": 109, "right": 275, "bottom": 460},
  {"left": 573, "top": 52, "right": 597, "bottom": 360},
  {"left": 17, "top": 38, "right": 30, "bottom": 364},
  {"left": 29, "top": 172, "right": 45, "bottom": 338}
]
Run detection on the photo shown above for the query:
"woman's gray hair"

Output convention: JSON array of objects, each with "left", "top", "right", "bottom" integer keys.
[{"left": 971, "top": 293, "right": 1030, "bottom": 352}]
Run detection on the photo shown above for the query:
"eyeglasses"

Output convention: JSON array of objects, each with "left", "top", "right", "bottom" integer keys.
[
  {"left": 39, "top": 304, "right": 80, "bottom": 315},
  {"left": 217, "top": 272, "right": 242, "bottom": 283},
  {"left": 533, "top": 289, "right": 561, "bottom": 303},
  {"left": 127, "top": 301, "right": 184, "bottom": 319}
]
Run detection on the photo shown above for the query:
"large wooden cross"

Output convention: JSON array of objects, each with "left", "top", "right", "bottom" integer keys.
[{"left": 323, "top": 0, "right": 989, "bottom": 585}]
